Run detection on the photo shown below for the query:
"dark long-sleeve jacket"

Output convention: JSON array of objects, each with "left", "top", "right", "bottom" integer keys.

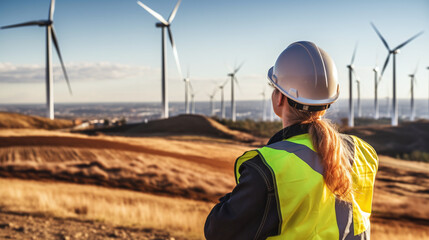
[{"left": 204, "top": 124, "right": 311, "bottom": 240}]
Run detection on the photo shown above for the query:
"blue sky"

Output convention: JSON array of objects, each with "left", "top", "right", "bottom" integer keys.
[{"left": 0, "top": 0, "right": 428, "bottom": 104}]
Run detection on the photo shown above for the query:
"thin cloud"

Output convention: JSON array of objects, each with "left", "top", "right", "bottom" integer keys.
[{"left": 0, "top": 62, "right": 157, "bottom": 83}]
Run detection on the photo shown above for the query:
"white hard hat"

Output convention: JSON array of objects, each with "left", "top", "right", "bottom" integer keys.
[{"left": 268, "top": 41, "right": 340, "bottom": 111}]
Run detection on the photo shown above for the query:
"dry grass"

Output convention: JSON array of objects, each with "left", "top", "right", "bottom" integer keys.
[
  {"left": 0, "top": 178, "right": 212, "bottom": 239},
  {"left": 0, "top": 129, "right": 242, "bottom": 201},
  {"left": 0, "top": 128, "right": 428, "bottom": 239}
]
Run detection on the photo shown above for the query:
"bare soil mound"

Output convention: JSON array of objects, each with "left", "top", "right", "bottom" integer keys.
[
  {"left": 80, "top": 114, "right": 255, "bottom": 142},
  {"left": 0, "top": 112, "right": 73, "bottom": 130},
  {"left": 342, "top": 120, "right": 429, "bottom": 157}
]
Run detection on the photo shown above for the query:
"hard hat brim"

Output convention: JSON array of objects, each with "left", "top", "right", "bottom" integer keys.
[{"left": 267, "top": 66, "right": 339, "bottom": 107}]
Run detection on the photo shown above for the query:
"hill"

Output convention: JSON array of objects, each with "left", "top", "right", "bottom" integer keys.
[
  {"left": 0, "top": 112, "right": 74, "bottom": 130},
  {"left": 78, "top": 114, "right": 256, "bottom": 142},
  {"left": 342, "top": 120, "right": 429, "bottom": 161}
]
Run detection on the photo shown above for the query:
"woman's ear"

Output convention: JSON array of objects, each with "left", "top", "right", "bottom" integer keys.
[{"left": 276, "top": 90, "right": 284, "bottom": 107}]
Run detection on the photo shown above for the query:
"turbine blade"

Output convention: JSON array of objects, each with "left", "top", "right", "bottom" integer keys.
[
  {"left": 187, "top": 65, "right": 190, "bottom": 79},
  {"left": 394, "top": 31, "right": 424, "bottom": 51},
  {"left": 371, "top": 22, "right": 390, "bottom": 50},
  {"left": 379, "top": 53, "right": 391, "bottom": 79},
  {"left": 49, "top": 0, "right": 56, "bottom": 21},
  {"left": 168, "top": 0, "right": 181, "bottom": 23},
  {"left": 1, "top": 20, "right": 48, "bottom": 29},
  {"left": 351, "top": 43, "right": 358, "bottom": 64},
  {"left": 234, "top": 61, "right": 244, "bottom": 74},
  {"left": 51, "top": 27, "right": 72, "bottom": 95},
  {"left": 137, "top": 1, "right": 168, "bottom": 25},
  {"left": 234, "top": 77, "right": 243, "bottom": 94},
  {"left": 221, "top": 78, "right": 229, "bottom": 87},
  {"left": 167, "top": 27, "right": 183, "bottom": 79}
]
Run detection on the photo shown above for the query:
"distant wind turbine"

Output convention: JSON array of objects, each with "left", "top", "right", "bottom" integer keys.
[
  {"left": 183, "top": 68, "right": 191, "bottom": 114},
  {"left": 1, "top": 0, "right": 71, "bottom": 120},
  {"left": 208, "top": 88, "right": 218, "bottom": 116},
  {"left": 427, "top": 66, "right": 429, "bottom": 117},
  {"left": 371, "top": 22, "right": 424, "bottom": 126},
  {"left": 191, "top": 91, "right": 196, "bottom": 114},
  {"left": 227, "top": 62, "right": 244, "bottom": 122},
  {"left": 260, "top": 88, "right": 266, "bottom": 121},
  {"left": 373, "top": 56, "right": 380, "bottom": 119},
  {"left": 408, "top": 64, "right": 418, "bottom": 121},
  {"left": 218, "top": 79, "right": 229, "bottom": 119},
  {"left": 137, "top": 0, "right": 183, "bottom": 119},
  {"left": 347, "top": 44, "right": 358, "bottom": 127},
  {"left": 356, "top": 78, "right": 361, "bottom": 118}
]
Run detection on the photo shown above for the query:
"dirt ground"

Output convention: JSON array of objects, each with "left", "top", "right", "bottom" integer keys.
[{"left": 0, "top": 211, "right": 186, "bottom": 240}]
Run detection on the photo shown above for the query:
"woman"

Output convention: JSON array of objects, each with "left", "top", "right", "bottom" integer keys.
[{"left": 205, "top": 41, "right": 378, "bottom": 240}]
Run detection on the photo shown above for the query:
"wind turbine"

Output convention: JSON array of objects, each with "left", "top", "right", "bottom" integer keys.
[
  {"left": 218, "top": 79, "right": 229, "bottom": 119},
  {"left": 373, "top": 59, "right": 380, "bottom": 119},
  {"left": 346, "top": 44, "right": 358, "bottom": 127},
  {"left": 427, "top": 66, "right": 429, "bottom": 118},
  {"left": 208, "top": 88, "right": 218, "bottom": 116},
  {"left": 137, "top": 0, "right": 183, "bottom": 119},
  {"left": 408, "top": 64, "right": 418, "bottom": 121},
  {"left": 183, "top": 68, "right": 191, "bottom": 114},
  {"left": 190, "top": 91, "right": 196, "bottom": 114},
  {"left": 260, "top": 88, "right": 267, "bottom": 121},
  {"left": 227, "top": 62, "right": 244, "bottom": 122},
  {"left": 371, "top": 22, "right": 424, "bottom": 126},
  {"left": 1, "top": 0, "right": 71, "bottom": 120},
  {"left": 356, "top": 78, "right": 361, "bottom": 118}
]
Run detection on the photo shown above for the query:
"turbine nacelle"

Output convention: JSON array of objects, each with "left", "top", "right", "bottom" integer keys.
[
  {"left": 156, "top": 22, "right": 170, "bottom": 28},
  {"left": 392, "top": 49, "right": 400, "bottom": 54},
  {"left": 373, "top": 67, "right": 379, "bottom": 72}
]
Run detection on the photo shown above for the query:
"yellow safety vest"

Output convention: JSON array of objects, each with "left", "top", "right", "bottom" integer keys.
[{"left": 235, "top": 133, "right": 378, "bottom": 239}]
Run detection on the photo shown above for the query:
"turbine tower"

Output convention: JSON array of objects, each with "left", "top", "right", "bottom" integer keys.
[
  {"left": 218, "top": 79, "right": 228, "bottom": 119},
  {"left": 208, "top": 88, "right": 218, "bottom": 116},
  {"left": 137, "top": 0, "right": 183, "bottom": 119},
  {"left": 427, "top": 66, "right": 429, "bottom": 118},
  {"left": 373, "top": 64, "right": 380, "bottom": 119},
  {"left": 346, "top": 44, "right": 358, "bottom": 127},
  {"left": 183, "top": 68, "right": 191, "bottom": 114},
  {"left": 1, "top": 0, "right": 72, "bottom": 120},
  {"left": 260, "top": 88, "right": 266, "bottom": 121},
  {"left": 409, "top": 64, "right": 418, "bottom": 121},
  {"left": 190, "top": 91, "right": 196, "bottom": 114},
  {"left": 371, "top": 22, "right": 424, "bottom": 126},
  {"left": 227, "top": 63, "right": 243, "bottom": 122},
  {"left": 356, "top": 78, "right": 361, "bottom": 118}
]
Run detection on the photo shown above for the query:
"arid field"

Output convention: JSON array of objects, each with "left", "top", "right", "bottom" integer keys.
[{"left": 0, "top": 113, "right": 428, "bottom": 239}]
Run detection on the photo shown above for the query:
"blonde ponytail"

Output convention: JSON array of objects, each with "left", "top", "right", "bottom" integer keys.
[{"left": 287, "top": 107, "right": 353, "bottom": 201}]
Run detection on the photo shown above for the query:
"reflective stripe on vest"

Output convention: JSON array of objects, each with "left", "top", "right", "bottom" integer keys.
[{"left": 234, "top": 133, "right": 378, "bottom": 239}]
